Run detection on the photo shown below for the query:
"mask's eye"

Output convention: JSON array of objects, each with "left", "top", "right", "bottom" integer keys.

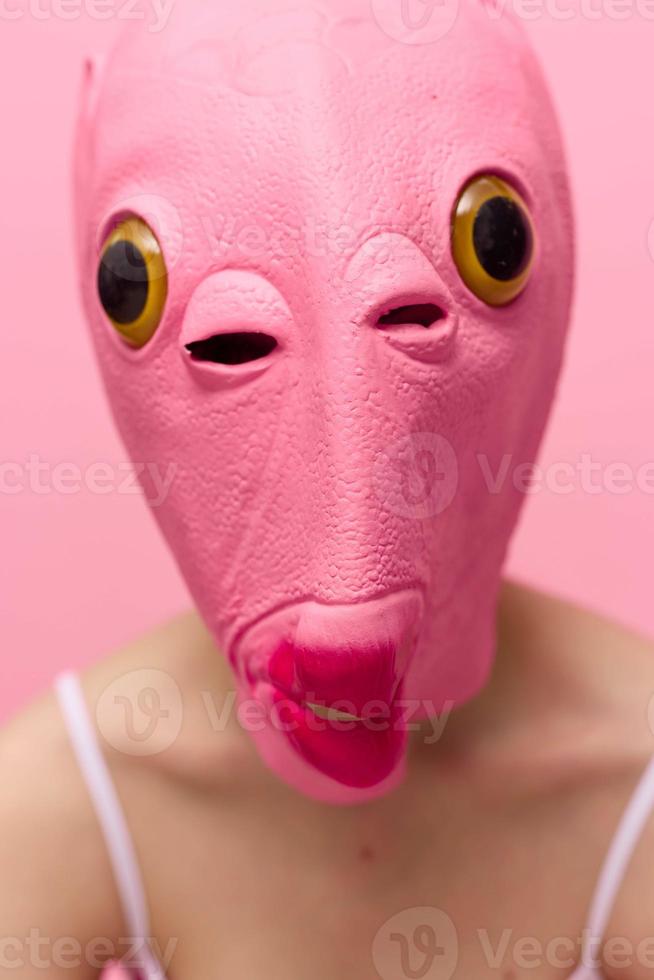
[
  {"left": 97, "top": 217, "right": 168, "bottom": 348},
  {"left": 451, "top": 175, "right": 535, "bottom": 307}
]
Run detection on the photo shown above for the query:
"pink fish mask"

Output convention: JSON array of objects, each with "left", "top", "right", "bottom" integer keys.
[{"left": 74, "top": 0, "right": 574, "bottom": 803}]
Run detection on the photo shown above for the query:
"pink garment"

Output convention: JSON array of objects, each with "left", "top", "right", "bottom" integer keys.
[
  {"left": 56, "top": 672, "right": 654, "bottom": 980},
  {"left": 73, "top": 0, "right": 575, "bottom": 803}
]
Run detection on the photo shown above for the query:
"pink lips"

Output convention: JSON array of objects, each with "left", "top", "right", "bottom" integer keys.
[
  {"left": 234, "top": 591, "right": 423, "bottom": 794},
  {"left": 267, "top": 640, "right": 407, "bottom": 788}
]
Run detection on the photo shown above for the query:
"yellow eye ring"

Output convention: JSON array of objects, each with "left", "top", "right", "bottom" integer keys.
[
  {"left": 451, "top": 175, "right": 536, "bottom": 307},
  {"left": 97, "top": 216, "right": 168, "bottom": 348}
]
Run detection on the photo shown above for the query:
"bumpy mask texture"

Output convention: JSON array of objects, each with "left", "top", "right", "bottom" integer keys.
[{"left": 74, "top": 0, "right": 574, "bottom": 803}]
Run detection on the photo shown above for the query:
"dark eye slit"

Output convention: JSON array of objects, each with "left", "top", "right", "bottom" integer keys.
[
  {"left": 185, "top": 332, "right": 278, "bottom": 366},
  {"left": 377, "top": 304, "right": 445, "bottom": 329}
]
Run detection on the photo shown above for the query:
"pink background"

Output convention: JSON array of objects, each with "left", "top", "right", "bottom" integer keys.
[{"left": 1, "top": 3, "right": 653, "bottom": 723}]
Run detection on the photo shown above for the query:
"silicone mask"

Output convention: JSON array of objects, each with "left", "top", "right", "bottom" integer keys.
[{"left": 74, "top": 0, "right": 574, "bottom": 803}]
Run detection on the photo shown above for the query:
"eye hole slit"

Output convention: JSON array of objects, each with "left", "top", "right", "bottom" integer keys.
[
  {"left": 377, "top": 303, "right": 446, "bottom": 329},
  {"left": 185, "top": 332, "right": 278, "bottom": 366}
]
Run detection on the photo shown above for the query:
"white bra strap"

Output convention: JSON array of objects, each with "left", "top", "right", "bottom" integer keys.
[
  {"left": 54, "top": 671, "right": 152, "bottom": 944},
  {"left": 581, "top": 753, "right": 654, "bottom": 959}
]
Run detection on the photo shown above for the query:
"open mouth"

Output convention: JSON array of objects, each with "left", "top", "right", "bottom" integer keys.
[
  {"left": 304, "top": 703, "right": 364, "bottom": 722},
  {"left": 265, "top": 681, "right": 407, "bottom": 789}
]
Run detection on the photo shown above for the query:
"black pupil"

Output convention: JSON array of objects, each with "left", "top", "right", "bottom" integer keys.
[
  {"left": 98, "top": 240, "right": 149, "bottom": 324},
  {"left": 473, "top": 196, "right": 532, "bottom": 282}
]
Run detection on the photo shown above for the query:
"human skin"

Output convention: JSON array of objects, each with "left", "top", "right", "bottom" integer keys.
[{"left": 2, "top": 583, "right": 654, "bottom": 980}]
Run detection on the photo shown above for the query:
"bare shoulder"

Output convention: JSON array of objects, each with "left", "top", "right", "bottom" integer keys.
[
  {"left": 502, "top": 583, "right": 654, "bottom": 979},
  {"left": 0, "top": 612, "right": 257, "bottom": 975},
  {"left": 0, "top": 684, "right": 124, "bottom": 977},
  {"left": 501, "top": 580, "right": 654, "bottom": 743},
  {"left": 448, "top": 581, "right": 654, "bottom": 780}
]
